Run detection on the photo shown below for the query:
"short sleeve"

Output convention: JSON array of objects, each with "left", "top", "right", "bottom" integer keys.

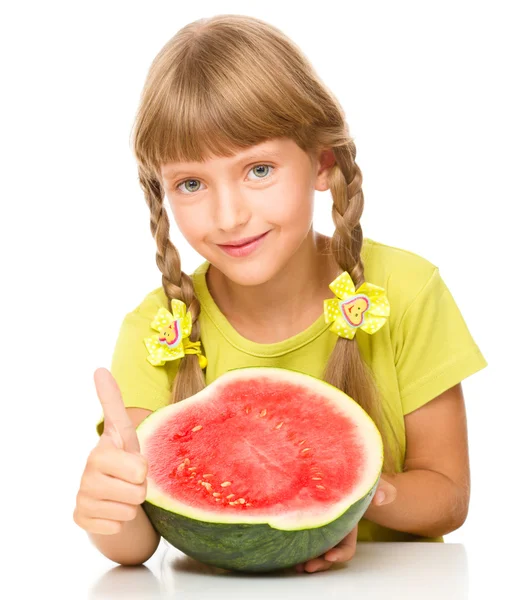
[
  {"left": 394, "top": 267, "right": 488, "bottom": 415},
  {"left": 95, "top": 305, "right": 178, "bottom": 436}
]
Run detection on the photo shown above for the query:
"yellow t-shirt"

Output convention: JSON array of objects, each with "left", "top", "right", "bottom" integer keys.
[{"left": 96, "top": 238, "right": 487, "bottom": 543}]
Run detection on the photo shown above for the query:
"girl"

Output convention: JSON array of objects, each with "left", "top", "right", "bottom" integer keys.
[{"left": 74, "top": 14, "right": 488, "bottom": 573}]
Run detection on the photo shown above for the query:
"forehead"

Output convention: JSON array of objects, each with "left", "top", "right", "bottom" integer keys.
[{"left": 160, "top": 138, "right": 294, "bottom": 180}]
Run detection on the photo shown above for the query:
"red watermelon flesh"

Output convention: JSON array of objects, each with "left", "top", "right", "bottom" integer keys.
[{"left": 145, "top": 376, "right": 366, "bottom": 520}]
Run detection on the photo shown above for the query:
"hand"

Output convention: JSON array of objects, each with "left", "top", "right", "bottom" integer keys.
[
  {"left": 294, "top": 476, "right": 397, "bottom": 573},
  {"left": 73, "top": 368, "right": 148, "bottom": 535}
]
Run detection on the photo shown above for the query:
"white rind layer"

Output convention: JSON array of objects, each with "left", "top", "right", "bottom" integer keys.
[{"left": 136, "top": 367, "right": 383, "bottom": 531}]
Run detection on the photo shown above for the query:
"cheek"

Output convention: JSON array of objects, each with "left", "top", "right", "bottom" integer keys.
[
  {"left": 169, "top": 203, "right": 208, "bottom": 240},
  {"left": 265, "top": 177, "right": 314, "bottom": 227}
]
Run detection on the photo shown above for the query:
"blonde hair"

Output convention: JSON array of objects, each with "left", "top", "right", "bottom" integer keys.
[{"left": 131, "top": 14, "right": 402, "bottom": 474}]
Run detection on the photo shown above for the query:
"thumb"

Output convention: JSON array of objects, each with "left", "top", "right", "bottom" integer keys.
[{"left": 94, "top": 367, "right": 140, "bottom": 454}]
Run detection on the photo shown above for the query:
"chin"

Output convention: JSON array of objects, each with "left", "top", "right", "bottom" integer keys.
[{"left": 217, "top": 259, "right": 280, "bottom": 287}]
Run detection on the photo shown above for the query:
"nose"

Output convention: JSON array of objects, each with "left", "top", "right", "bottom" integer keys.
[{"left": 213, "top": 184, "right": 252, "bottom": 232}]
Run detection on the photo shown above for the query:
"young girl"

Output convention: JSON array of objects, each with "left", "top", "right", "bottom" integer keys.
[{"left": 74, "top": 14, "right": 488, "bottom": 573}]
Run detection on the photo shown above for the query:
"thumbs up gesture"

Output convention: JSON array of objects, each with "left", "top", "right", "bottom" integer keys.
[{"left": 73, "top": 368, "right": 149, "bottom": 535}]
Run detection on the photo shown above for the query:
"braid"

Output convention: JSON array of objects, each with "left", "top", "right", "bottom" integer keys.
[
  {"left": 138, "top": 167, "right": 206, "bottom": 402},
  {"left": 322, "top": 143, "right": 402, "bottom": 475},
  {"left": 329, "top": 141, "right": 365, "bottom": 279}
]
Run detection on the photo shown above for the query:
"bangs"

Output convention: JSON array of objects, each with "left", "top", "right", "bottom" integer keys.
[{"left": 132, "top": 31, "right": 318, "bottom": 175}]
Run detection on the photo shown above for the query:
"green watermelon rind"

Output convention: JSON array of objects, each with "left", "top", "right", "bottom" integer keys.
[
  {"left": 136, "top": 366, "right": 384, "bottom": 572},
  {"left": 142, "top": 475, "right": 379, "bottom": 572}
]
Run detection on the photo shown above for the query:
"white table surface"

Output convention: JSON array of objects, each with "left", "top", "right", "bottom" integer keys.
[
  {"left": 17, "top": 528, "right": 525, "bottom": 600},
  {"left": 89, "top": 540, "right": 469, "bottom": 599}
]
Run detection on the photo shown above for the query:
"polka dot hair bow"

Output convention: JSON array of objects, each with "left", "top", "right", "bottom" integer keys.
[
  {"left": 323, "top": 271, "right": 390, "bottom": 339},
  {"left": 144, "top": 299, "right": 208, "bottom": 369}
]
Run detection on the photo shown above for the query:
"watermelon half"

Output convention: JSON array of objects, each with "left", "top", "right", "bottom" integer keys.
[{"left": 136, "top": 366, "right": 383, "bottom": 572}]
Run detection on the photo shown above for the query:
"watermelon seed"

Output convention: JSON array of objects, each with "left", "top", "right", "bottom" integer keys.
[
  {"left": 245, "top": 406, "right": 251, "bottom": 414},
  {"left": 275, "top": 422, "right": 284, "bottom": 429},
  {"left": 202, "top": 474, "right": 213, "bottom": 478},
  {"left": 226, "top": 494, "right": 235, "bottom": 499},
  {"left": 298, "top": 440, "right": 307, "bottom": 445},
  {"left": 301, "top": 448, "right": 311, "bottom": 454},
  {"left": 221, "top": 481, "right": 232, "bottom": 487},
  {"left": 188, "top": 466, "right": 198, "bottom": 471},
  {"left": 245, "top": 503, "right": 253, "bottom": 507},
  {"left": 311, "top": 477, "right": 322, "bottom": 480},
  {"left": 238, "top": 498, "right": 246, "bottom": 504},
  {"left": 192, "top": 425, "right": 203, "bottom": 432},
  {"left": 184, "top": 458, "right": 190, "bottom": 465},
  {"left": 316, "top": 485, "right": 326, "bottom": 490},
  {"left": 212, "top": 492, "right": 221, "bottom": 497},
  {"left": 215, "top": 498, "right": 221, "bottom": 502},
  {"left": 229, "top": 501, "right": 237, "bottom": 506},
  {"left": 259, "top": 409, "right": 267, "bottom": 417},
  {"left": 201, "top": 482, "right": 213, "bottom": 491},
  {"left": 177, "top": 463, "right": 186, "bottom": 472}
]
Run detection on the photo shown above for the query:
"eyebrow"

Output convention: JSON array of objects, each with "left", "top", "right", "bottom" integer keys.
[{"left": 162, "top": 149, "right": 283, "bottom": 180}]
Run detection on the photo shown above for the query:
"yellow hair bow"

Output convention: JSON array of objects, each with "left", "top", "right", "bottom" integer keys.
[
  {"left": 144, "top": 299, "right": 208, "bottom": 369},
  {"left": 324, "top": 271, "right": 390, "bottom": 339}
]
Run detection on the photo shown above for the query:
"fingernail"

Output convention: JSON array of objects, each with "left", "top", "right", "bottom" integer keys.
[
  {"left": 328, "top": 555, "right": 338, "bottom": 562},
  {"left": 376, "top": 491, "right": 385, "bottom": 505}
]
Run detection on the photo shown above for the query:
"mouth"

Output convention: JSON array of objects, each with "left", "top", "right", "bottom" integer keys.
[
  {"left": 217, "top": 230, "right": 272, "bottom": 257},
  {"left": 218, "top": 231, "right": 271, "bottom": 248}
]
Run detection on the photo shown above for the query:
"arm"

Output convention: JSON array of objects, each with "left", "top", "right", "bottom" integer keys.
[
  {"left": 364, "top": 384, "right": 470, "bottom": 538},
  {"left": 88, "top": 407, "right": 160, "bottom": 565}
]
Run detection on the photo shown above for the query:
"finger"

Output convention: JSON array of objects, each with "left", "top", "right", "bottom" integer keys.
[
  {"left": 91, "top": 472, "right": 147, "bottom": 504},
  {"left": 89, "top": 450, "right": 148, "bottom": 487},
  {"left": 94, "top": 367, "right": 140, "bottom": 454},
  {"left": 75, "top": 515, "right": 122, "bottom": 535},
  {"left": 302, "top": 557, "right": 333, "bottom": 573},
  {"left": 78, "top": 495, "right": 138, "bottom": 522},
  {"left": 324, "top": 527, "right": 358, "bottom": 562},
  {"left": 373, "top": 478, "right": 398, "bottom": 506}
]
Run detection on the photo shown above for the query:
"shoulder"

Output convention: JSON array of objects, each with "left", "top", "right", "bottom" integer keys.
[
  {"left": 128, "top": 286, "right": 169, "bottom": 320},
  {"left": 363, "top": 238, "right": 440, "bottom": 327},
  {"left": 122, "top": 264, "right": 206, "bottom": 327},
  {"left": 114, "top": 287, "right": 169, "bottom": 336},
  {"left": 364, "top": 237, "right": 438, "bottom": 284},
  {"left": 121, "top": 261, "right": 208, "bottom": 327}
]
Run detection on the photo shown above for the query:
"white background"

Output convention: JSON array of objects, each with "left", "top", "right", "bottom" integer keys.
[{"left": 1, "top": 1, "right": 529, "bottom": 597}]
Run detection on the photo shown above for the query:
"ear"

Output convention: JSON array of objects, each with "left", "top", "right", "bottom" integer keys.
[{"left": 314, "top": 148, "right": 336, "bottom": 192}]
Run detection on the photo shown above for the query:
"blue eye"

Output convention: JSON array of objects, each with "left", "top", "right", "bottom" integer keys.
[
  {"left": 249, "top": 164, "right": 272, "bottom": 180},
  {"left": 178, "top": 179, "right": 203, "bottom": 194},
  {"left": 176, "top": 164, "right": 274, "bottom": 195}
]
